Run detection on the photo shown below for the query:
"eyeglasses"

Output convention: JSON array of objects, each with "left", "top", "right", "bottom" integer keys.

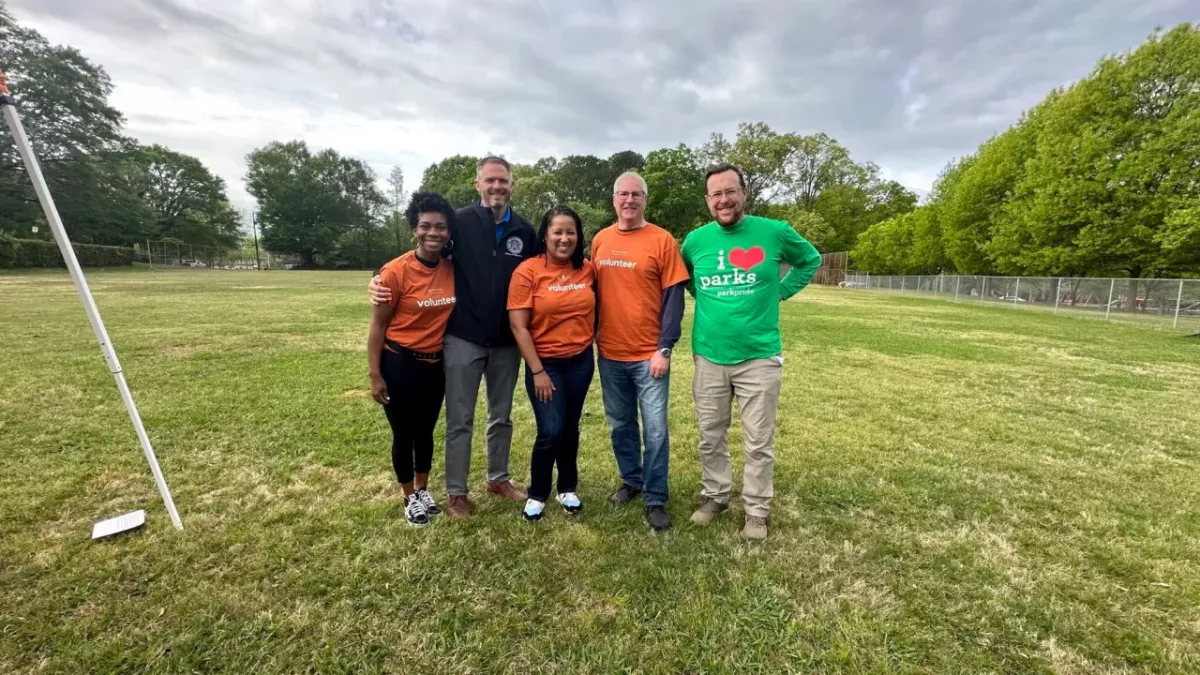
[
  {"left": 614, "top": 191, "right": 646, "bottom": 201},
  {"left": 706, "top": 188, "right": 742, "bottom": 200}
]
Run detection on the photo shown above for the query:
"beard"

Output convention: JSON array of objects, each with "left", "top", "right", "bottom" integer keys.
[{"left": 716, "top": 206, "right": 743, "bottom": 226}]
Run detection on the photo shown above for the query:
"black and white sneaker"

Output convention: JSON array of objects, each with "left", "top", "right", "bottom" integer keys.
[
  {"left": 404, "top": 494, "right": 430, "bottom": 527},
  {"left": 416, "top": 488, "right": 441, "bottom": 516}
]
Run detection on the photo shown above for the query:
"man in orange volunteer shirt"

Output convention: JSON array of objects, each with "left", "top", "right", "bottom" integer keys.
[{"left": 591, "top": 171, "right": 689, "bottom": 531}]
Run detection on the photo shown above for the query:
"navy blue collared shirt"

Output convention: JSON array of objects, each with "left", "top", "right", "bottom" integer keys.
[{"left": 485, "top": 202, "right": 512, "bottom": 244}]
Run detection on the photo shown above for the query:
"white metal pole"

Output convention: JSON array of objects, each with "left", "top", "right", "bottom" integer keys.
[
  {"left": 1054, "top": 278, "right": 1061, "bottom": 314},
  {"left": 1, "top": 75, "right": 183, "bottom": 530},
  {"left": 1105, "top": 279, "right": 1115, "bottom": 321},
  {"left": 1175, "top": 279, "right": 1185, "bottom": 329},
  {"left": 1013, "top": 278, "right": 1020, "bottom": 308},
  {"left": 954, "top": 276, "right": 960, "bottom": 303},
  {"left": 981, "top": 277, "right": 987, "bottom": 303},
  {"left": 146, "top": 238, "right": 152, "bottom": 271}
]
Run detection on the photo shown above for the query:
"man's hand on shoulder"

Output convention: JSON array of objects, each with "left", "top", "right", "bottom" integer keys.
[{"left": 368, "top": 275, "right": 391, "bottom": 305}]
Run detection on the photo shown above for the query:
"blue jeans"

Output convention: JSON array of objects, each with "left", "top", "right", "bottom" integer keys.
[
  {"left": 597, "top": 356, "right": 670, "bottom": 506},
  {"left": 525, "top": 346, "right": 594, "bottom": 502}
]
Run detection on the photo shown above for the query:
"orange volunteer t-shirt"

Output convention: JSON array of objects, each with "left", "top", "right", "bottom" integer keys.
[
  {"left": 590, "top": 223, "right": 690, "bottom": 362},
  {"left": 506, "top": 255, "right": 596, "bottom": 359},
  {"left": 379, "top": 251, "right": 456, "bottom": 355}
]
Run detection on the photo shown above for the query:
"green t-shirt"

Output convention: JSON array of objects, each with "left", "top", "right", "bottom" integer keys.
[{"left": 681, "top": 215, "right": 821, "bottom": 365}]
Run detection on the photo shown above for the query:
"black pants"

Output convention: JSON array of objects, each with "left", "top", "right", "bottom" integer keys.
[
  {"left": 381, "top": 348, "right": 445, "bottom": 485},
  {"left": 525, "top": 345, "right": 594, "bottom": 502}
]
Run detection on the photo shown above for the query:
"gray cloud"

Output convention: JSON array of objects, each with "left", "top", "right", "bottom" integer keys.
[{"left": 9, "top": 0, "right": 1197, "bottom": 210}]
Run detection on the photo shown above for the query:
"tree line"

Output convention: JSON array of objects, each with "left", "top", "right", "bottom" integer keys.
[
  {"left": 1, "top": 2, "right": 916, "bottom": 269},
  {"left": 411, "top": 125, "right": 917, "bottom": 254},
  {"left": 0, "top": 3, "right": 242, "bottom": 253},
  {"left": 853, "top": 24, "right": 1200, "bottom": 281},
  {"left": 7, "top": 0, "right": 1193, "bottom": 277},
  {"left": 246, "top": 123, "right": 919, "bottom": 268}
]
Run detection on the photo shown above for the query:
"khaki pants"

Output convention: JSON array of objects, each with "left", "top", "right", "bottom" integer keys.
[{"left": 692, "top": 355, "right": 783, "bottom": 518}]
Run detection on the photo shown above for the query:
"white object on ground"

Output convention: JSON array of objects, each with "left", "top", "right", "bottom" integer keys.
[{"left": 91, "top": 510, "right": 147, "bottom": 539}]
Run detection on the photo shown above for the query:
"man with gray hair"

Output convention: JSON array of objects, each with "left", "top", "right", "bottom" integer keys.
[
  {"left": 370, "top": 156, "right": 536, "bottom": 518},
  {"left": 591, "top": 171, "right": 689, "bottom": 530}
]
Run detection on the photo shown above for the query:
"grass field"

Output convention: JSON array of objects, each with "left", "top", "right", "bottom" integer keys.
[{"left": 2, "top": 269, "right": 1199, "bottom": 674}]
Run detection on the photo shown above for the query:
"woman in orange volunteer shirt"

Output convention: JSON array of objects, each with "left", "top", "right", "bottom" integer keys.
[
  {"left": 367, "top": 192, "right": 457, "bottom": 528},
  {"left": 507, "top": 206, "right": 596, "bottom": 521}
]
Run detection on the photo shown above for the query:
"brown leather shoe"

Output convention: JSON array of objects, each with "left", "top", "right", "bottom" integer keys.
[
  {"left": 485, "top": 480, "right": 527, "bottom": 501},
  {"left": 446, "top": 495, "right": 470, "bottom": 519}
]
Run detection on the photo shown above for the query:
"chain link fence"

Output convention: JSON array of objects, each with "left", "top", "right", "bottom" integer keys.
[
  {"left": 842, "top": 273, "right": 1200, "bottom": 332},
  {"left": 134, "top": 240, "right": 279, "bottom": 270}
]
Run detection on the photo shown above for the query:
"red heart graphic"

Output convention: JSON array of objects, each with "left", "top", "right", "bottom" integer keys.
[{"left": 729, "top": 246, "right": 765, "bottom": 271}]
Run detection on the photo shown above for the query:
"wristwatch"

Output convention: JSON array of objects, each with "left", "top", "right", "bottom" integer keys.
[{"left": 658, "top": 347, "right": 672, "bottom": 358}]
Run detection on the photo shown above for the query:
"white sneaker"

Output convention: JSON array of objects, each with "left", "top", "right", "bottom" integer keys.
[
  {"left": 523, "top": 499, "right": 545, "bottom": 521},
  {"left": 555, "top": 492, "right": 582, "bottom": 514}
]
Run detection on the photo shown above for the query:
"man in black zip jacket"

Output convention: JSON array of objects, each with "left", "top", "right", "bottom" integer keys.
[{"left": 370, "top": 156, "right": 536, "bottom": 518}]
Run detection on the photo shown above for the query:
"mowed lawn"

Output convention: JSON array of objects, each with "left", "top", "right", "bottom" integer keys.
[{"left": 1, "top": 269, "right": 1199, "bottom": 674}]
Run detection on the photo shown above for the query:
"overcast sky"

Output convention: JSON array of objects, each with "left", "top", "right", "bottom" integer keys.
[{"left": 9, "top": 0, "right": 1197, "bottom": 218}]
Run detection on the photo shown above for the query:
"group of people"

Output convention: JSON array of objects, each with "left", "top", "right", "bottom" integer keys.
[{"left": 365, "top": 156, "right": 821, "bottom": 540}]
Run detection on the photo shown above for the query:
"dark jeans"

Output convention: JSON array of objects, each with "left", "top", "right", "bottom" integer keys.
[
  {"left": 597, "top": 356, "right": 671, "bottom": 506},
  {"left": 381, "top": 348, "right": 445, "bottom": 485},
  {"left": 525, "top": 345, "right": 595, "bottom": 503}
]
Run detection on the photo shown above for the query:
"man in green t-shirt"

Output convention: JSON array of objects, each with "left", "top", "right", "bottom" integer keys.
[{"left": 681, "top": 163, "right": 821, "bottom": 540}]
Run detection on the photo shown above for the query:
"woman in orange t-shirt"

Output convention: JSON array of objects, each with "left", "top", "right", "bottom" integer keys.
[
  {"left": 507, "top": 206, "right": 596, "bottom": 521},
  {"left": 367, "top": 192, "right": 456, "bottom": 528}
]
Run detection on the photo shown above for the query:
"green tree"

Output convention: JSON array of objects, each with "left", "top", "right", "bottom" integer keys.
[
  {"left": 135, "top": 145, "right": 241, "bottom": 249},
  {"left": 782, "top": 132, "right": 859, "bottom": 210},
  {"left": 334, "top": 225, "right": 395, "bottom": 270},
  {"left": 555, "top": 155, "right": 610, "bottom": 207},
  {"left": 606, "top": 150, "right": 646, "bottom": 184},
  {"left": 851, "top": 206, "right": 945, "bottom": 275},
  {"left": 0, "top": 3, "right": 148, "bottom": 245},
  {"left": 510, "top": 159, "right": 562, "bottom": 221},
  {"left": 699, "top": 124, "right": 916, "bottom": 251},
  {"left": 1160, "top": 202, "right": 1200, "bottom": 271},
  {"left": 992, "top": 24, "right": 1200, "bottom": 292},
  {"left": 701, "top": 122, "right": 795, "bottom": 210},
  {"left": 569, "top": 201, "right": 612, "bottom": 255},
  {"left": 764, "top": 203, "right": 836, "bottom": 251},
  {"left": 0, "top": 4, "right": 123, "bottom": 164},
  {"left": 419, "top": 155, "right": 479, "bottom": 209},
  {"left": 244, "top": 140, "right": 385, "bottom": 267},
  {"left": 937, "top": 99, "right": 1050, "bottom": 275},
  {"left": 642, "top": 144, "right": 708, "bottom": 241},
  {"left": 53, "top": 152, "right": 155, "bottom": 246},
  {"left": 850, "top": 218, "right": 886, "bottom": 272}
]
